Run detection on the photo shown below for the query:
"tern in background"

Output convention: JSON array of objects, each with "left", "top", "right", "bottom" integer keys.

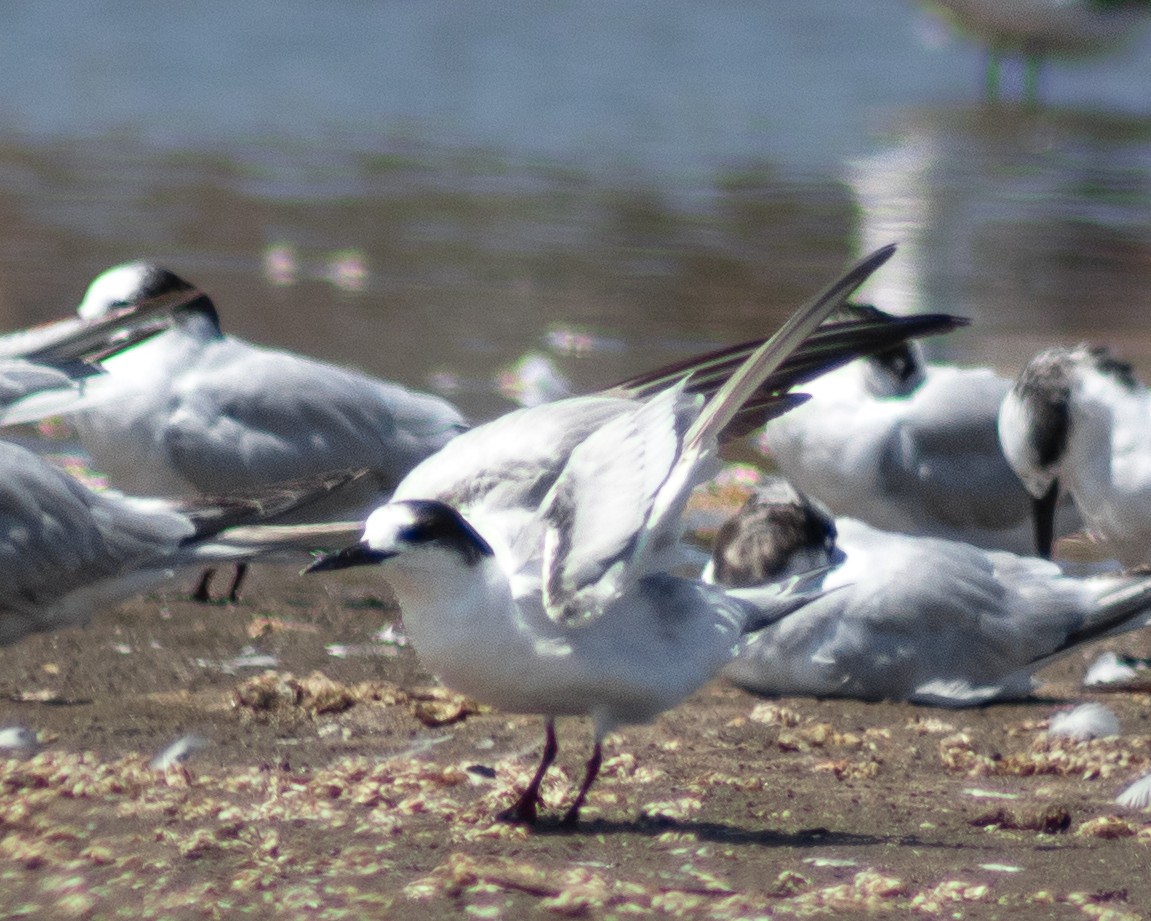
[
  {"left": 0, "top": 438, "right": 365, "bottom": 646},
  {"left": 928, "top": 0, "right": 1151, "bottom": 101},
  {"left": 759, "top": 304, "right": 1074, "bottom": 555},
  {"left": 999, "top": 343, "right": 1151, "bottom": 566},
  {"left": 0, "top": 277, "right": 202, "bottom": 424},
  {"left": 307, "top": 245, "right": 965, "bottom": 824},
  {"left": 53, "top": 262, "right": 468, "bottom": 601},
  {"left": 705, "top": 477, "right": 1151, "bottom": 707}
]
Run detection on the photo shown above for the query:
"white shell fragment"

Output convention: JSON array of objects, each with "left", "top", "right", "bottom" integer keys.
[
  {"left": 1047, "top": 703, "right": 1120, "bottom": 741},
  {"left": 0, "top": 725, "right": 39, "bottom": 758},
  {"left": 150, "top": 734, "right": 209, "bottom": 771},
  {"left": 1116, "top": 773, "right": 1151, "bottom": 811}
]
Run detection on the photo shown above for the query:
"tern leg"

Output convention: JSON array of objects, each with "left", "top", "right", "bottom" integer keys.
[
  {"left": 191, "top": 567, "right": 217, "bottom": 603},
  {"left": 226, "top": 563, "right": 249, "bottom": 602},
  {"left": 1033, "top": 479, "right": 1060, "bottom": 560},
  {"left": 560, "top": 740, "right": 603, "bottom": 827},
  {"left": 984, "top": 47, "right": 1001, "bottom": 102},
  {"left": 1023, "top": 51, "right": 1042, "bottom": 105},
  {"left": 498, "top": 719, "right": 558, "bottom": 824}
]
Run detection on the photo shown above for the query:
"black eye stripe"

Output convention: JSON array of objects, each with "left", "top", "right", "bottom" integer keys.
[{"left": 393, "top": 500, "right": 494, "bottom": 565}]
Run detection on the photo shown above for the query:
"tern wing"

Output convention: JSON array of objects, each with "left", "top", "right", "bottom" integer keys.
[
  {"left": 0, "top": 441, "right": 193, "bottom": 620},
  {"left": 881, "top": 368, "right": 1031, "bottom": 531},
  {"left": 539, "top": 245, "right": 901, "bottom": 626},
  {"left": 160, "top": 340, "right": 465, "bottom": 493}
]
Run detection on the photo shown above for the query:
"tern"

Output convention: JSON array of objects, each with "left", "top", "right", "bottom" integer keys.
[
  {"left": 306, "top": 245, "right": 965, "bottom": 824},
  {"left": 759, "top": 305, "right": 1073, "bottom": 555},
  {"left": 929, "top": 0, "right": 1151, "bottom": 101},
  {"left": 0, "top": 279, "right": 200, "bottom": 424},
  {"left": 706, "top": 477, "right": 1151, "bottom": 707},
  {"left": 58, "top": 262, "right": 468, "bottom": 601},
  {"left": 999, "top": 343, "right": 1151, "bottom": 566},
  {"left": 0, "top": 436, "right": 366, "bottom": 645}
]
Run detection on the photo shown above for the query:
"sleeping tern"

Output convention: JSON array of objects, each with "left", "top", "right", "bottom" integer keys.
[
  {"left": 306, "top": 244, "right": 965, "bottom": 824},
  {"left": 759, "top": 304, "right": 1076, "bottom": 555},
  {"left": 58, "top": 262, "right": 468, "bottom": 600},
  {"left": 706, "top": 477, "right": 1151, "bottom": 707},
  {"left": 999, "top": 343, "right": 1151, "bottom": 565}
]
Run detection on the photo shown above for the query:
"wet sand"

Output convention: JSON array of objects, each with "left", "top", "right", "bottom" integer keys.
[{"left": 3, "top": 560, "right": 1151, "bottom": 920}]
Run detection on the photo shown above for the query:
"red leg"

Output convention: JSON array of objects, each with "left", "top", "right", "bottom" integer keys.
[
  {"left": 498, "top": 719, "right": 558, "bottom": 824},
  {"left": 560, "top": 740, "right": 602, "bottom": 827}
]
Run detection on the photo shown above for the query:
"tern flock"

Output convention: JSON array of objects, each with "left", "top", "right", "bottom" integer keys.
[{"left": 2, "top": 244, "right": 1149, "bottom": 824}]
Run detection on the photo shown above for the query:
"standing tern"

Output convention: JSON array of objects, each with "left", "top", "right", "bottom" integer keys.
[
  {"left": 999, "top": 343, "right": 1151, "bottom": 565},
  {"left": 928, "top": 0, "right": 1151, "bottom": 101},
  {"left": 306, "top": 245, "right": 965, "bottom": 824},
  {"left": 759, "top": 305, "right": 1072, "bottom": 555},
  {"left": 60, "top": 262, "right": 468, "bottom": 601},
  {"left": 705, "top": 477, "right": 1151, "bottom": 707}
]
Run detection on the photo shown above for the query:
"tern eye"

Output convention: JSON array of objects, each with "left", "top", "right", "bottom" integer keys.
[{"left": 398, "top": 522, "right": 437, "bottom": 544}]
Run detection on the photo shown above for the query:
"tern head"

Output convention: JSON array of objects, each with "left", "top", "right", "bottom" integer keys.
[
  {"left": 838, "top": 304, "right": 926, "bottom": 398},
  {"left": 306, "top": 499, "right": 494, "bottom": 574},
  {"left": 710, "top": 477, "right": 837, "bottom": 587},
  {"left": 999, "top": 345, "right": 1138, "bottom": 558},
  {"left": 78, "top": 261, "right": 222, "bottom": 333}
]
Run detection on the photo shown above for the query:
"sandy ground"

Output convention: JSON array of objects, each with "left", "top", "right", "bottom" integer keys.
[{"left": 3, "top": 562, "right": 1151, "bottom": 921}]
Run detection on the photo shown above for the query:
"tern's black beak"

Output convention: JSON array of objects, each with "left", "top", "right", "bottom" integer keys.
[
  {"left": 305, "top": 541, "right": 394, "bottom": 573},
  {"left": 1032, "top": 479, "right": 1059, "bottom": 560}
]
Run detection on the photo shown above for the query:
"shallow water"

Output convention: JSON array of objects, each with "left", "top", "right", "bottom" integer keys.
[{"left": 0, "top": 0, "right": 1149, "bottom": 420}]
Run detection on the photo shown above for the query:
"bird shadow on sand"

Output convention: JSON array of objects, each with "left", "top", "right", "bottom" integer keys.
[{"left": 530, "top": 814, "right": 889, "bottom": 849}]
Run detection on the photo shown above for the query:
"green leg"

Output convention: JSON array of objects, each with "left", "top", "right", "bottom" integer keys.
[
  {"left": 984, "top": 48, "right": 1001, "bottom": 102},
  {"left": 1023, "top": 52, "right": 1042, "bottom": 105}
]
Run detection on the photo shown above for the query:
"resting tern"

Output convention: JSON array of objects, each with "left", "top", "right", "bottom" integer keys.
[
  {"left": 61, "top": 262, "right": 468, "bottom": 600},
  {"left": 0, "top": 438, "right": 365, "bottom": 646},
  {"left": 759, "top": 305, "right": 1073, "bottom": 555},
  {"left": 999, "top": 343, "right": 1151, "bottom": 566},
  {"left": 307, "top": 245, "right": 965, "bottom": 824},
  {"left": 706, "top": 477, "right": 1151, "bottom": 707}
]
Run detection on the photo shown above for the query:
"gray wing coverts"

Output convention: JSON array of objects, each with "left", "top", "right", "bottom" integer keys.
[
  {"left": 0, "top": 441, "right": 192, "bottom": 614},
  {"left": 163, "top": 345, "right": 465, "bottom": 492}
]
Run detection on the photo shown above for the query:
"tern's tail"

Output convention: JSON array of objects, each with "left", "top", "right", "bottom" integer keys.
[
  {"left": 176, "top": 467, "right": 372, "bottom": 547},
  {"left": 1038, "top": 575, "right": 1151, "bottom": 667}
]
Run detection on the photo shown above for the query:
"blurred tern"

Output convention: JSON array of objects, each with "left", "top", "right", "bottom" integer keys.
[
  {"left": 307, "top": 245, "right": 965, "bottom": 823},
  {"left": 0, "top": 438, "right": 364, "bottom": 645},
  {"left": 0, "top": 282, "right": 200, "bottom": 424},
  {"left": 760, "top": 305, "right": 1073, "bottom": 555},
  {"left": 705, "top": 477, "right": 1151, "bottom": 707},
  {"left": 61, "top": 262, "right": 468, "bottom": 600},
  {"left": 929, "top": 0, "right": 1151, "bottom": 101},
  {"left": 999, "top": 344, "right": 1151, "bottom": 565}
]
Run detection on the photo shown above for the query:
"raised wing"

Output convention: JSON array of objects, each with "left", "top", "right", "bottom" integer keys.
[
  {"left": 540, "top": 244, "right": 908, "bottom": 625},
  {"left": 539, "top": 384, "right": 700, "bottom": 624}
]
